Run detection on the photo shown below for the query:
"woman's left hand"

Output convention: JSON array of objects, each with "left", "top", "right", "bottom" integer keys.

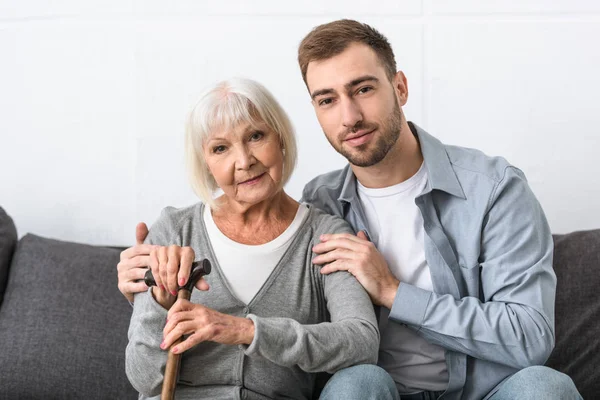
[{"left": 161, "top": 299, "right": 255, "bottom": 354}]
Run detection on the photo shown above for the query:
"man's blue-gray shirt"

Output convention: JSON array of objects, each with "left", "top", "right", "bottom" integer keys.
[{"left": 301, "top": 123, "right": 556, "bottom": 400}]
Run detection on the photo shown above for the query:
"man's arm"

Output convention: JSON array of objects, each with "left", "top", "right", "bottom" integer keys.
[
  {"left": 313, "top": 166, "right": 556, "bottom": 369},
  {"left": 389, "top": 166, "right": 555, "bottom": 368}
]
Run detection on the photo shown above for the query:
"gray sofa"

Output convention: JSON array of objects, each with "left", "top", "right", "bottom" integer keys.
[{"left": 0, "top": 206, "right": 598, "bottom": 399}]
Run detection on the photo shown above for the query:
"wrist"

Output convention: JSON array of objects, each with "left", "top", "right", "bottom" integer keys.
[
  {"left": 151, "top": 286, "right": 175, "bottom": 309},
  {"left": 241, "top": 318, "right": 255, "bottom": 345},
  {"left": 381, "top": 278, "right": 400, "bottom": 309}
]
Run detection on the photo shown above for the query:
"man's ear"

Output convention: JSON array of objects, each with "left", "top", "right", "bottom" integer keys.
[{"left": 394, "top": 71, "right": 409, "bottom": 106}]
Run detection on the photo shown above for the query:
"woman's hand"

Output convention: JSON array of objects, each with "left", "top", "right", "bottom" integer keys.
[
  {"left": 161, "top": 299, "right": 255, "bottom": 354},
  {"left": 149, "top": 245, "right": 210, "bottom": 309}
]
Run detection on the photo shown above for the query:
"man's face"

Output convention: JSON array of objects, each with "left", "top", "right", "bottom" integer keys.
[{"left": 305, "top": 43, "right": 407, "bottom": 167}]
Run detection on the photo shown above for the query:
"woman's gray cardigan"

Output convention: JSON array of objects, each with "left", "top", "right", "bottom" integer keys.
[{"left": 126, "top": 203, "right": 379, "bottom": 400}]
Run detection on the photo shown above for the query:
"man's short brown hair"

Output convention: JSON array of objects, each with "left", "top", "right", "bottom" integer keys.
[{"left": 298, "top": 19, "right": 397, "bottom": 86}]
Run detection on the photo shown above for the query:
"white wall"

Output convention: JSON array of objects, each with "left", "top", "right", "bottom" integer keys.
[{"left": 1, "top": 1, "right": 599, "bottom": 245}]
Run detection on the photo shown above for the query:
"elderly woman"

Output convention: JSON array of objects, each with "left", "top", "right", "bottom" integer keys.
[{"left": 125, "top": 78, "right": 379, "bottom": 400}]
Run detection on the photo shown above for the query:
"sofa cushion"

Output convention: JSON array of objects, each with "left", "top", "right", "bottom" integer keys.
[
  {"left": 0, "top": 206, "right": 18, "bottom": 306},
  {"left": 0, "top": 234, "right": 137, "bottom": 399},
  {"left": 546, "top": 229, "right": 600, "bottom": 399}
]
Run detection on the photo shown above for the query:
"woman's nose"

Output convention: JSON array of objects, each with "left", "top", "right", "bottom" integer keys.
[{"left": 235, "top": 146, "right": 256, "bottom": 170}]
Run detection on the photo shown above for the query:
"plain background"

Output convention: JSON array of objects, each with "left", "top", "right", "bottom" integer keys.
[{"left": 1, "top": 1, "right": 599, "bottom": 245}]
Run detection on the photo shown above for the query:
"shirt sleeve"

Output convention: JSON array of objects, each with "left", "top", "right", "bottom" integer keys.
[{"left": 389, "top": 166, "right": 556, "bottom": 369}]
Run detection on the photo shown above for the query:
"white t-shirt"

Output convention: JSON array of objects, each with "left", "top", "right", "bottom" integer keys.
[
  {"left": 203, "top": 203, "right": 309, "bottom": 305},
  {"left": 358, "top": 163, "right": 449, "bottom": 394}
]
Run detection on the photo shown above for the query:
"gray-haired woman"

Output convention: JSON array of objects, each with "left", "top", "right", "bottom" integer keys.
[{"left": 125, "top": 78, "right": 379, "bottom": 400}]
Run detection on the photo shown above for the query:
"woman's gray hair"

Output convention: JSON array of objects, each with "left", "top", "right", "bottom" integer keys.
[{"left": 185, "top": 78, "right": 297, "bottom": 208}]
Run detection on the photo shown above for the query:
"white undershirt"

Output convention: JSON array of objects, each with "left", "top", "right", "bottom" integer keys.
[
  {"left": 203, "top": 203, "right": 309, "bottom": 305},
  {"left": 358, "top": 163, "right": 449, "bottom": 393}
]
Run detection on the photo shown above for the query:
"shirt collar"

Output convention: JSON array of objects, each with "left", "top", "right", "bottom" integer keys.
[{"left": 338, "top": 122, "right": 466, "bottom": 204}]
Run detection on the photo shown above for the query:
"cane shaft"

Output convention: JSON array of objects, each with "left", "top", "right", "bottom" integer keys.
[{"left": 161, "top": 288, "right": 192, "bottom": 400}]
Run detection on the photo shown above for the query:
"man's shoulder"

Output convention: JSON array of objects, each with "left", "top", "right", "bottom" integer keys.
[
  {"left": 305, "top": 204, "right": 354, "bottom": 235},
  {"left": 303, "top": 168, "right": 347, "bottom": 197},
  {"left": 444, "top": 143, "right": 524, "bottom": 184},
  {"left": 301, "top": 167, "right": 349, "bottom": 217}
]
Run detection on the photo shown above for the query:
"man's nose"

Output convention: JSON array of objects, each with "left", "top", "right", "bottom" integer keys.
[{"left": 341, "top": 98, "right": 363, "bottom": 129}]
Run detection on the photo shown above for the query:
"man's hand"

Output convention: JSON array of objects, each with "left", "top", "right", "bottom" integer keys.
[
  {"left": 312, "top": 231, "right": 400, "bottom": 308},
  {"left": 117, "top": 222, "right": 153, "bottom": 303},
  {"left": 161, "top": 299, "right": 255, "bottom": 354}
]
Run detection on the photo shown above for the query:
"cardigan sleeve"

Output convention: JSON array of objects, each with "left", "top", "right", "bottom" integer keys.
[{"left": 244, "top": 214, "right": 379, "bottom": 373}]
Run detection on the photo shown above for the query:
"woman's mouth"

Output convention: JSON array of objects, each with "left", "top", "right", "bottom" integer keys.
[{"left": 239, "top": 173, "right": 265, "bottom": 185}]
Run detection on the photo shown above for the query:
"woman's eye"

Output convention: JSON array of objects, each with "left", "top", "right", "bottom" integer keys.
[
  {"left": 213, "top": 145, "right": 227, "bottom": 154},
  {"left": 250, "top": 131, "right": 264, "bottom": 141}
]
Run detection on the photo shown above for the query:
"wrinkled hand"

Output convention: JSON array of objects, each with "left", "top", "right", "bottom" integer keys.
[
  {"left": 312, "top": 231, "right": 400, "bottom": 308},
  {"left": 161, "top": 299, "right": 255, "bottom": 354},
  {"left": 117, "top": 223, "right": 153, "bottom": 303},
  {"left": 149, "top": 245, "right": 210, "bottom": 309}
]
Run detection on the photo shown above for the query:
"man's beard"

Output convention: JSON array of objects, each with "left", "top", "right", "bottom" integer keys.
[{"left": 328, "top": 102, "right": 403, "bottom": 168}]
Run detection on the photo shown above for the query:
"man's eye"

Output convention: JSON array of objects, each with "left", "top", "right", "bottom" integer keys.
[
  {"left": 318, "top": 98, "right": 333, "bottom": 106},
  {"left": 357, "top": 86, "right": 373, "bottom": 94},
  {"left": 250, "top": 131, "right": 264, "bottom": 141},
  {"left": 213, "top": 145, "right": 227, "bottom": 154}
]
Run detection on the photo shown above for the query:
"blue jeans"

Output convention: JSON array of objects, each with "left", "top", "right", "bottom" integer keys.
[
  {"left": 488, "top": 366, "right": 582, "bottom": 400},
  {"left": 319, "top": 365, "right": 582, "bottom": 400},
  {"left": 319, "top": 365, "right": 399, "bottom": 400}
]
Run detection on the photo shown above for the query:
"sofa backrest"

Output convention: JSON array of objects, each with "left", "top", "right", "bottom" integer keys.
[
  {"left": 0, "top": 206, "right": 18, "bottom": 306},
  {"left": 546, "top": 229, "right": 600, "bottom": 399},
  {"left": 0, "top": 233, "right": 137, "bottom": 399}
]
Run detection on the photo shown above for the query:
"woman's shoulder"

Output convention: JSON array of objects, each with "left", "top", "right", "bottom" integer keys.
[
  {"left": 151, "top": 202, "right": 205, "bottom": 233},
  {"left": 304, "top": 204, "right": 355, "bottom": 236}
]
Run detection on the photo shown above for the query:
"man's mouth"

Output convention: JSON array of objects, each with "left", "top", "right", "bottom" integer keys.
[{"left": 344, "top": 129, "right": 376, "bottom": 147}]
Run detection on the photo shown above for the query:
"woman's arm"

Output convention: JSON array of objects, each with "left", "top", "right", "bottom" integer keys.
[
  {"left": 244, "top": 214, "right": 379, "bottom": 373},
  {"left": 245, "top": 269, "right": 379, "bottom": 373},
  {"left": 125, "top": 289, "right": 169, "bottom": 397},
  {"left": 160, "top": 270, "right": 379, "bottom": 374}
]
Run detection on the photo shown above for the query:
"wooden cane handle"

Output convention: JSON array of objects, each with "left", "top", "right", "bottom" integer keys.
[{"left": 161, "top": 288, "right": 192, "bottom": 400}]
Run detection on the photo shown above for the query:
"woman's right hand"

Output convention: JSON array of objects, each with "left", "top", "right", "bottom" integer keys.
[{"left": 149, "top": 245, "right": 210, "bottom": 309}]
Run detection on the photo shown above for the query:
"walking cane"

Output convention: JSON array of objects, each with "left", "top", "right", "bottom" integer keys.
[{"left": 144, "top": 259, "right": 212, "bottom": 400}]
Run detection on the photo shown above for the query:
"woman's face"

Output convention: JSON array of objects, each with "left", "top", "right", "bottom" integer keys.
[{"left": 203, "top": 119, "right": 284, "bottom": 207}]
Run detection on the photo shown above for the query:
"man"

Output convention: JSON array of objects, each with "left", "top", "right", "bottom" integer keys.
[{"left": 118, "top": 19, "right": 581, "bottom": 400}]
